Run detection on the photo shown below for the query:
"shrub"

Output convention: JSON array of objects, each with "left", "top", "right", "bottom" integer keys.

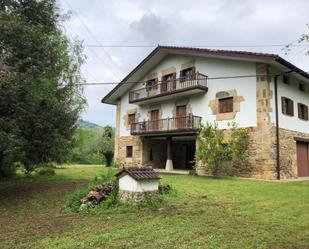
[
  {"left": 66, "top": 188, "right": 89, "bottom": 212},
  {"left": 196, "top": 122, "right": 230, "bottom": 175},
  {"left": 35, "top": 167, "right": 55, "bottom": 176},
  {"left": 196, "top": 122, "right": 252, "bottom": 176},
  {"left": 228, "top": 122, "right": 252, "bottom": 176},
  {"left": 159, "top": 183, "right": 172, "bottom": 195}
]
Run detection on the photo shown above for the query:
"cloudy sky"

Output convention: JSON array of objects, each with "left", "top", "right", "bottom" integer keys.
[{"left": 58, "top": 0, "right": 309, "bottom": 127}]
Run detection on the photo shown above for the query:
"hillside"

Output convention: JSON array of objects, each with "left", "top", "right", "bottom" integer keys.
[{"left": 77, "top": 119, "right": 101, "bottom": 129}]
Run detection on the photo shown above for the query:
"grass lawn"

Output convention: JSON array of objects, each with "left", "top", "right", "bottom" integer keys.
[{"left": 0, "top": 165, "right": 308, "bottom": 249}]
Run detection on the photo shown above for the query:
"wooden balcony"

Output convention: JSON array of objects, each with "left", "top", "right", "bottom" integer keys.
[
  {"left": 129, "top": 72, "right": 208, "bottom": 104},
  {"left": 131, "top": 115, "right": 202, "bottom": 136}
]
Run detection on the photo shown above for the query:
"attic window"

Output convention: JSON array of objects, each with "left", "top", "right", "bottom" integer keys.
[
  {"left": 283, "top": 75, "right": 289, "bottom": 84},
  {"left": 299, "top": 82, "right": 305, "bottom": 92},
  {"left": 219, "top": 97, "right": 234, "bottom": 113},
  {"left": 281, "top": 97, "right": 294, "bottom": 116},
  {"left": 298, "top": 103, "right": 308, "bottom": 121},
  {"left": 126, "top": 146, "right": 133, "bottom": 158}
]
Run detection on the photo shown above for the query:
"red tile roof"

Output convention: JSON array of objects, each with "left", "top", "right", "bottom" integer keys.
[{"left": 115, "top": 167, "right": 161, "bottom": 180}]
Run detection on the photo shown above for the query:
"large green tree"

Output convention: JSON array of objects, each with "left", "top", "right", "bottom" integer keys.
[{"left": 0, "top": 0, "right": 86, "bottom": 176}]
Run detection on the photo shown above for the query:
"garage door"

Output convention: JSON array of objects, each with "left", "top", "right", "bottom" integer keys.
[{"left": 296, "top": 142, "right": 309, "bottom": 177}]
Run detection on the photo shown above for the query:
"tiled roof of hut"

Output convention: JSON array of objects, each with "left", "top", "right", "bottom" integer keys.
[{"left": 115, "top": 167, "right": 161, "bottom": 180}]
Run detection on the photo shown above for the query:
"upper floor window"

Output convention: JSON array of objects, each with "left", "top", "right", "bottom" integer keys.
[
  {"left": 281, "top": 97, "right": 294, "bottom": 116},
  {"left": 161, "top": 73, "right": 176, "bottom": 92},
  {"left": 283, "top": 75, "right": 290, "bottom": 84},
  {"left": 298, "top": 103, "right": 308, "bottom": 121},
  {"left": 180, "top": 67, "right": 195, "bottom": 82},
  {"left": 146, "top": 79, "right": 157, "bottom": 91},
  {"left": 219, "top": 97, "right": 233, "bottom": 113},
  {"left": 299, "top": 82, "right": 305, "bottom": 92},
  {"left": 128, "top": 113, "right": 136, "bottom": 125}
]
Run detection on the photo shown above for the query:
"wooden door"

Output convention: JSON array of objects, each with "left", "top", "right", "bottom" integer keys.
[
  {"left": 176, "top": 105, "right": 186, "bottom": 129},
  {"left": 297, "top": 142, "right": 309, "bottom": 177},
  {"left": 150, "top": 109, "right": 159, "bottom": 131}
]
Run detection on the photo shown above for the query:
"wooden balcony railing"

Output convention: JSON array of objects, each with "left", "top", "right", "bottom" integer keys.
[
  {"left": 129, "top": 72, "right": 208, "bottom": 103},
  {"left": 131, "top": 115, "right": 202, "bottom": 135}
]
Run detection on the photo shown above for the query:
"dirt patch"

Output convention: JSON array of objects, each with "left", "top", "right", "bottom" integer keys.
[{"left": 0, "top": 179, "right": 87, "bottom": 247}]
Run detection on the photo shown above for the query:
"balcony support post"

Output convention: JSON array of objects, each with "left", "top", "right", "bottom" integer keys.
[{"left": 165, "top": 136, "right": 173, "bottom": 171}]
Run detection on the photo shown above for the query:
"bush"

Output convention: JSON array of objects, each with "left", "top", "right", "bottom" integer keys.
[
  {"left": 35, "top": 167, "right": 55, "bottom": 176},
  {"left": 159, "top": 183, "right": 172, "bottom": 195},
  {"left": 66, "top": 188, "right": 89, "bottom": 212},
  {"left": 196, "top": 122, "right": 252, "bottom": 176}
]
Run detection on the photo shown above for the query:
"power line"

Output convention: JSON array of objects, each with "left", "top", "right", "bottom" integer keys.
[
  {"left": 64, "top": 0, "right": 121, "bottom": 78},
  {"left": 85, "top": 44, "right": 309, "bottom": 48},
  {"left": 77, "top": 71, "right": 309, "bottom": 86}
]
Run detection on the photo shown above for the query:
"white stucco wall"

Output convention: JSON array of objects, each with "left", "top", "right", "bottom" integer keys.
[
  {"left": 119, "top": 54, "right": 258, "bottom": 136},
  {"left": 269, "top": 74, "right": 309, "bottom": 134},
  {"left": 118, "top": 174, "right": 159, "bottom": 192}
]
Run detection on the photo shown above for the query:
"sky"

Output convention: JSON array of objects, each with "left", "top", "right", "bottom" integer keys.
[{"left": 58, "top": 0, "right": 309, "bottom": 127}]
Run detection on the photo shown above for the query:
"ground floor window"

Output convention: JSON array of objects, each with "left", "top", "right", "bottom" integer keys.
[{"left": 126, "top": 146, "right": 133, "bottom": 158}]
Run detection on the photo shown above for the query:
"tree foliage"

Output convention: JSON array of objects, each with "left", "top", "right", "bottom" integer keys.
[
  {"left": 0, "top": 0, "right": 86, "bottom": 177},
  {"left": 196, "top": 122, "right": 251, "bottom": 176},
  {"left": 98, "top": 126, "right": 114, "bottom": 167},
  {"left": 69, "top": 126, "right": 115, "bottom": 166}
]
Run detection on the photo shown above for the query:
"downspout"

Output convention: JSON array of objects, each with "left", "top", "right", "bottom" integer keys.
[
  {"left": 274, "top": 75, "right": 280, "bottom": 180},
  {"left": 274, "top": 70, "right": 294, "bottom": 180}
]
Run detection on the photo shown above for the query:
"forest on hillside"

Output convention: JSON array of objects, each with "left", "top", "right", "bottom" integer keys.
[{"left": 70, "top": 121, "right": 114, "bottom": 166}]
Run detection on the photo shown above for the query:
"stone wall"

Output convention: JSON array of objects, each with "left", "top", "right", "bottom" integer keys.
[
  {"left": 115, "top": 136, "right": 144, "bottom": 167},
  {"left": 276, "top": 128, "right": 309, "bottom": 178},
  {"left": 119, "top": 190, "right": 159, "bottom": 202},
  {"left": 250, "top": 64, "right": 276, "bottom": 179}
]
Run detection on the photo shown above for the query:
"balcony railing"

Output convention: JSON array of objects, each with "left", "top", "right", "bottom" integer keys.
[
  {"left": 129, "top": 72, "right": 208, "bottom": 103},
  {"left": 131, "top": 115, "right": 202, "bottom": 135}
]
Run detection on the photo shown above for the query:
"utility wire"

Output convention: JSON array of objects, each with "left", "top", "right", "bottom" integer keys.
[
  {"left": 77, "top": 71, "right": 309, "bottom": 86},
  {"left": 85, "top": 44, "right": 309, "bottom": 48},
  {"left": 64, "top": 0, "right": 122, "bottom": 78}
]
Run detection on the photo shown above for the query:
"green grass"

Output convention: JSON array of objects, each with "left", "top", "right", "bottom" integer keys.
[{"left": 0, "top": 165, "right": 308, "bottom": 249}]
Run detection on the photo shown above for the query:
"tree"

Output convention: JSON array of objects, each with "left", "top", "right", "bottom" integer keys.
[
  {"left": 285, "top": 24, "right": 309, "bottom": 55},
  {"left": 298, "top": 24, "right": 309, "bottom": 55},
  {"left": 97, "top": 126, "right": 114, "bottom": 167},
  {"left": 0, "top": 0, "right": 86, "bottom": 176}
]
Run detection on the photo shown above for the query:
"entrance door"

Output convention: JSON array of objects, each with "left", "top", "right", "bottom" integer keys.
[
  {"left": 186, "top": 145, "right": 195, "bottom": 169},
  {"left": 150, "top": 109, "right": 159, "bottom": 131},
  {"left": 297, "top": 142, "right": 309, "bottom": 177},
  {"left": 176, "top": 105, "right": 187, "bottom": 129}
]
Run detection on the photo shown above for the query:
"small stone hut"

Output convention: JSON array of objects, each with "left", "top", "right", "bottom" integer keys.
[{"left": 115, "top": 167, "right": 161, "bottom": 201}]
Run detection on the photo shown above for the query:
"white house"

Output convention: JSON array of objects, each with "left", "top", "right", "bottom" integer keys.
[{"left": 102, "top": 46, "right": 309, "bottom": 180}]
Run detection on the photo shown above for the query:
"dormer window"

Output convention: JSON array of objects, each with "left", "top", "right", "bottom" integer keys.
[{"left": 180, "top": 67, "right": 195, "bottom": 82}]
